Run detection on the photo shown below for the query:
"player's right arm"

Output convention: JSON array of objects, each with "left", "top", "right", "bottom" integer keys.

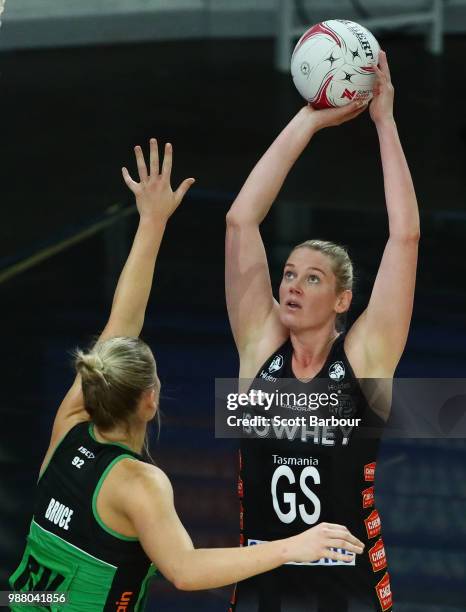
[
  {"left": 225, "top": 102, "right": 366, "bottom": 375},
  {"left": 126, "top": 463, "right": 365, "bottom": 590}
]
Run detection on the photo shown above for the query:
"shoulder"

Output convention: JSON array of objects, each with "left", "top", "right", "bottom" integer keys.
[
  {"left": 112, "top": 460, "right": 173, "bottom": 504},
  {"left": 110, "top": 461, "right": 175, "bottom": 530},
  {"left": 102, "top": 459, "right": 173, "bottom": 524},
  {"left": 95, "top": 458, "right": 174, "bottom": 542}
]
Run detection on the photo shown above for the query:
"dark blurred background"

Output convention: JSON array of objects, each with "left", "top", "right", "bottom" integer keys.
[{"left": 1, "top": 1, "right": 466, "bottom": 611}]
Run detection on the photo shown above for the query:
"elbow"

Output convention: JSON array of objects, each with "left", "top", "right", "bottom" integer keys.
[
  {"left": 173, "top": 574, "right": 197, "bottom": 592},
  {"left": 159, "top": 564, "right": 185, "bottom": 591},
  {"left": 390, "top": 228, "right": 420, "bottom": 243},
  {"left": 166, "top": 561, "right": 197, "bottom": 591},
  {"left": 173, "top": 577, "right": 189, "bottom": 591},
  {"left": 163, "top": 569, "right": 188, "bottom": 591},
  {"left": 226, "top": 209, "right": 243, "bottom": 228},
  {"left": 226, "top": 208, "right": 258, "bottom": 229}
]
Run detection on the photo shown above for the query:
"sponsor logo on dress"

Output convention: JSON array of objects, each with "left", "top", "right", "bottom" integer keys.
[
  {"left": 116, "top": 592, "right": 133, "bottom": 612},
  {"left": 237, "top": 477, "right": 243, "bottom": 499},
  {"left": 329, "top": 361, "right": 345, "bottom": 381},
  {"left": 269, "top": 354, "right": 284, "bottom": 373},
  {"left": 247, "top": 539, "right": 356, "bottom": 566},
  {"left": 362, "top": 485, "right": 375, "bottom": 508},
  {"left": 375, "top": 572, "right": 392, "bottom": 610},
  {"left": 364, "top": 509, "right": 381, "bottom": 538},
  {"left": 364, "top": 461, "right": 376, "bottom": 481},
  {"left": 259, "top": 370, "right": 278, "bottom": 383},
  {"left": 369, "top": 538, "right": 387, "bottom": 572},
  {"left": 78, "top": 445, "right": 95, "bottom": 459}
]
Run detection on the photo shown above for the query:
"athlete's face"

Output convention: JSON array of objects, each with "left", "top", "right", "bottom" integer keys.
[{"left": 278, "top": 248, "right": 352, "bottom": 331}]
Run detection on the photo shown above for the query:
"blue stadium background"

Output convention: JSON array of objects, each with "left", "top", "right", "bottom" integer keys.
[{"left": 1, "top": 15, "right": 466, "bottom": 612}]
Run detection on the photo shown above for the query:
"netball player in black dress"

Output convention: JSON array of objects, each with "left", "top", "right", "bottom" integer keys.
[{"left": 225, "top": 52, "right": 419, "bottom": 611}]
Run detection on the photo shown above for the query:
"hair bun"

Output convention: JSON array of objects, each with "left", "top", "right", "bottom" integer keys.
[
  {"left": 75, "top": 349, "right": 108, "bottom": 385},
  {"left": 73, "top": 337, "right": 159, "bottom": 430},
  {"left": 81, "top": 353, "right": 104, "bottom": 372}
]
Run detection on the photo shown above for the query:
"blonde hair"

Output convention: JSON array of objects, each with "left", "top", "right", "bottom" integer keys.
[
  {"left": 292, "top": 239, "right": 353, "bottom": 292},
  {"left": 74, "top": 337, "right": 160, "bottom": 456}
]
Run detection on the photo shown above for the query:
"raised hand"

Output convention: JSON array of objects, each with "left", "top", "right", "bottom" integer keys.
[
  {"left": 369, "top": 50, "right": 395, "bottom": 125},
  {"left": 122, "top": 139, "right": 195, "bottom": 221},
  {"left": 287, "top": 521, "right": 365, "bottom": 564},
  {"left": 305, "top": 98, "right": 368, "bottom": 133}
]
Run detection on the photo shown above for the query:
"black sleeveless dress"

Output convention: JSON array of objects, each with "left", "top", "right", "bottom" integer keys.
[{"left": 230, "top": 333, "right": 393, "bottom": 612}]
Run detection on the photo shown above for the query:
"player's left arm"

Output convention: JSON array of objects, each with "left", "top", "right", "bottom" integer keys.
[
  {"left": 347, "top": 51, "right": 420, "bottom": 377},
  {"left": 49, "top": 141, "right": 195, "bottom": 442}
]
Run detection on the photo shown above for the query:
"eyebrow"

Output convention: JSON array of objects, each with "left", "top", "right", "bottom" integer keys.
[{"left": 284, "top": 263, "right": 327, "bottom": 276}]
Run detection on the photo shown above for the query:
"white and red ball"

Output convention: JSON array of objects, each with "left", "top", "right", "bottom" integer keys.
[{"left": 291, "top": 20, "right": 380, "bottom": 108}]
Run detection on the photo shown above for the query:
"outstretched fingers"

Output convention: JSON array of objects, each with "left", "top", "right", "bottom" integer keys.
[
  {"left": 134, "top": 145, "right": 148, "bottom": 182},
  {"left": 123, "top": 140, "right": 193, "bottom": 214},
  {"left": 175, "top": 178, "right": 196, "bottom": 205},
  {"left": 149, "top": 138, "right": 159, "bottom": 176},
  {"left": 121, "top": 166, "right": 139, "bottom": 193},
  {"left": 162, "top": 142, "right": 173, "bottom": 178}
]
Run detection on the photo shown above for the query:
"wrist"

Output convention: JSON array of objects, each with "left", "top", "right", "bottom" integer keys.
[
  {"left": 375, "top": 115, "right": 396, "bottom": 131},
  {"left": 279, "top": 536, "right": 296, "bottom": 564},
  {"left": 138, "top": 213, "right": 169, "bottom": 231},
  {"left": 297, "top": 105, "right": 319, "bottom": 135}
]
